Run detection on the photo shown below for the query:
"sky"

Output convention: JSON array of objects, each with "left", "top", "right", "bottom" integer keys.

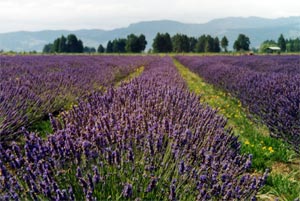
[{"left": 0, "top": 0, "right": 299, "bottom": 33}]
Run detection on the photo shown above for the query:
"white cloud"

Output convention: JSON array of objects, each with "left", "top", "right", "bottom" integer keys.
[{"left": 0, "top": 0, "right": 299, "bottom": 32}]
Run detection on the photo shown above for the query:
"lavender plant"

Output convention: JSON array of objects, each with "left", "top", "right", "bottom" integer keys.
[
  {"left": 0, "top": 55, "right": 148, "bottom": 142},
  {"left": 0, "top": 56, "right": 267, "bottom": 200},
  {"left": 175, "top": 55, "right": 300, "bottom": 153}
]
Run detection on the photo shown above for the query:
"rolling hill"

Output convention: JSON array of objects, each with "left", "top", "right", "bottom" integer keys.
[{"left": 0, "top": 16, "right": 299, "bottom": 52}]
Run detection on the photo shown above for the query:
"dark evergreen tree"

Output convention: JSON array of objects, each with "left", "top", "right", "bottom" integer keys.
[
  {"left": 76, "top": 40, "right": 84, "bottom": 53},
  {"left": 66, "top": 34, "right": 78, "bottom": 52},
  {"left": 171, "top": 34, "right": 179, "bottom": 52},
  {"left": 97, "top": 44, "right": 105, "bottom": 53},
  {"left": 287, "top": 39, "right": 295, "bottom": 52},
  {"left": 221, "top": 36, "right": 229, "bottom": 52},
  {"left": 59, "top": 36, "right": 67, "bottom": 53},
  {"left": 118, "top": 39, "right": 127, "bottom": 53},
  {"left": 126, "top": 34, "right": 140, "bottom": 53},
  {"left": 213, "top": 37, "right": 221, "bottom": 52},
  {"left": 152, "top": 33, "right": 162, "bottom": 53},
  {"left": 53, "top": 38, "right": 60, "bottom": 53},
  {"left": 189, "top": 37, "right": 197, "bottom": 52},
  {"left": 172, "top": 34, "right": 190, "bottom": 53},
  {"left": 112, "top": 38, "right": 126, "bottom": 53},
  {"left": 195, "top": 35, "right": 206, "bottom": 53},
  {"left": 164, "top": 33, "right": 173, "bottom": 52},
  {"left": 152, "top": 33, "right": 172, "bottom": 53},
  {"left": 112, "top": 39, "right": 118, "bottom": 53},
  {"left": 42, "top": 43, "right": 53, "bottom": 53},
  {"left": 285, "top": 37, "right": 300, "bottom": 52},
  {"left": 205, "top": 35, "right": 214, "bottom": 52},
  {"left": 277, "top": 34, "right": 286, "bottom": 52},
  {"left": 294, "top": 38, "right": 300, "bottom": 52},
  {"left": 106, "top": 41, "right": 113, "bottom": 53},
  {"left": 138, "top": 34, "right": 147, "bottom": 52}
]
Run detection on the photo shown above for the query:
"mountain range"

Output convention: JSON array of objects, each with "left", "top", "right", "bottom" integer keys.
[{"left": 0, "top": 16, "right": 300, "bottom": 52}]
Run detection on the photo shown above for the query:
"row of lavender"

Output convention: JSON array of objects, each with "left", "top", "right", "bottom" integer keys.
[
  {"left": 175, "top": 55, "right": 300, "bottom": 153},
  {"left": 0, "top": 56, "right": 267, "bottom": 200},
  {"left": 208, "top": 55, "right": 300, "bottom": 74},
  {"left": 0, "top": 55, "right": 147, "bottom": 142}
]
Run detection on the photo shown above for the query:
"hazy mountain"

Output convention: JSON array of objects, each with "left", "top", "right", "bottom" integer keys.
[{"left": 0, "top": 16, "right": 299, "bottom": 52}]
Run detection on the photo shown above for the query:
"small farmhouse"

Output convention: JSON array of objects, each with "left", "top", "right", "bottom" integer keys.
[{"left": 266, "top": 46, "right": 281, "bottom": 54}]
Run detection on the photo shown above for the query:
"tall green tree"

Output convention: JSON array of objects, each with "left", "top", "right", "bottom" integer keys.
[
  {"left": 106, "top": 41, "right": 113, "bottom": 53},
  {"left": 164, "top": 33, "right": 173, "bottom": 52},
  {"left": 286, "top": 39, "right": 293, "bottom": 52},
  {"left": 172, "top": 34, "right": 180, "bottom": 52},
  {"left": 66, "top": 34, "right": 83, "bottom": 53},
  {"left": 213, "top": 37, "right": 221, "bottom": 52},
  {"left": 112, "top": 39, "right": 118, "bottom": 53},
  {"left": 277, "top": 34, "right": 286, "bottom": 52},
  {"left": 97, "top": 44, "right": 105, "bottom": 53},
  {"left": 189, "top": 37, "right": 197, "bottom": 52},
  {"left": 294, "top": 38, "right": 300, "bottom": 52},
  {"left": 152, "top": 33, "right": 172, "bottom": 53},
  {"left": 119, "top": 39, "right": 127, "bottom": 53},
  {"left": 43, "top": 43, "right": 53, "bottom": 53},
  {"left": 152, "top": 33, "right": 162, "bottom": 52},
  {"left": 172, "top": 34, "right": 190, "bottom": 53},
  {"left": 221, "top": 36, "right": 229, "bottom": 52},
  {"left": 53, "top": 38, "right": 61, "bottom": 53},
  {"left": 112, "top": 38, "right": 126, "bottom": 53},
  {"left": 138, "top": 34, "right": 147, "bottom": 52},
  {"left": 233, "top": 34, "right": 250, "bottom": 51},
  {"left": 195, "top": 35, "right": 206, "bottom": 53},
  {"left": 126, "top": 34, "right": 140, "bottom": 53},
  {"left": 67, "top": 34, "right": 78, "bottom": 52},
  {"left": 59, "top": 36, "right": 67, "bottom": 52},
  {"left": 76, "top": 40, "right": 84, "bottom": 53},
  {"left": 205, "top": 35, "right": 214, "bottom": 52}
]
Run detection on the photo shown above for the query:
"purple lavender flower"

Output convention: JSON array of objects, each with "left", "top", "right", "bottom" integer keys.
[
  {"left": 146, "top": 177, "right": 158, "bottom": 193},
  {"left": 122, "top": 183, "right": 133, "bottom": 198},
  {"left": 76, "top": 167, "right": 82, "bottom": 178},
  {"left": 178, "top": 160, "right": 185, "bottom": 175},
  {"left": 169, "top": 179, "right": 177, "bottom": 201},
  {"left": 92, "top": 166, "right": 100, "bottom": 184}
]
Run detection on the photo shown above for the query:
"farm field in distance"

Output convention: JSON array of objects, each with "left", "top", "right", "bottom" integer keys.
[{"left": 0, "top": 54, "right": 299, "bottom": 200}]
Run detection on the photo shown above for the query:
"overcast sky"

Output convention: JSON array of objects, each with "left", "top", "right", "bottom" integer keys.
[{"left": 0, "top": 0, "right": 299, "bottom": 33}]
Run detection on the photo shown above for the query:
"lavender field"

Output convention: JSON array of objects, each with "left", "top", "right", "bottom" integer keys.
[
  {"left": 1, "top": 54, "right": 299, "bottom": 200},
  {"left": 176, "top": 55, "right": 300, "bottom": 154},
  {"left": 0, "top": 55, "right": 149, "bottom": 141}
]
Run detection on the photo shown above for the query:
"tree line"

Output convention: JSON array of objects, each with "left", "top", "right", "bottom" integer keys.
[
  {"left": 101, "top": 34, "right": 147, "bottom": 53},
  {"left": 43, "top": 34, "right": 147, "bottom": 54},
  {"left": 151, "top": 33, "right": 250, "bottom": 53},
  {"left": 43, "top": 34, "right": 84, "bottom": 53},
  {"left": 43, "top": 32, "right": 253, "bottom": 54},
  {"left": 105, "top": 33, "right": 248, "bottom": 53},
  {"left": 171, "top": 33, "right": 224, "bottom": 53},
  {"left": 260, "top": 34, "right": 300, "bottom": 52}
]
